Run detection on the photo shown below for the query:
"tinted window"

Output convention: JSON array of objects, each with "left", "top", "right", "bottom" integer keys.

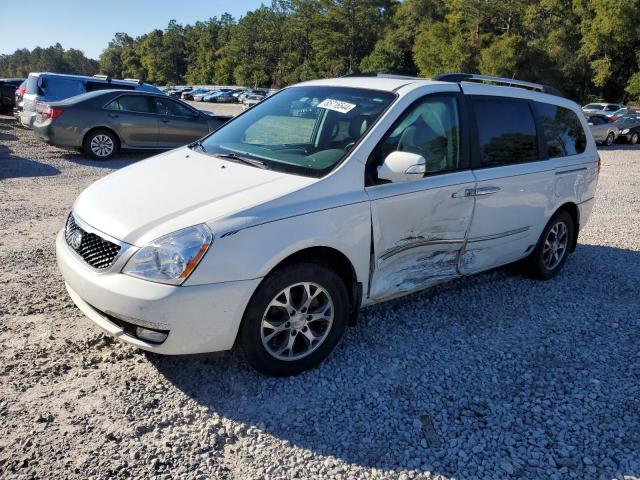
[
  {"left": 106, "top": 95, "right": 152, "bottom": 113},
  {"left": 604, "top": 105, "right": 619, "bottom": 111},
  {"left": 535, "top": 103, "right": 587, "bottom": 157},
  {"left": 86, "top": 81, "right": 134, "bottom": 92},
  {"left": 370, "top": 95, "right": 461, "bottom": 177},
  {"left": 584, "top": 104, "right": 604, "bottom": 110},
  {"left": 43, "top": 78, "right": 85, "bottom": 100},
  {"left": 153, "top": 97, "right": 193, "bottom": 117},
  {"left": 472, "top": 98, "right": 538, "bottom": 166}
]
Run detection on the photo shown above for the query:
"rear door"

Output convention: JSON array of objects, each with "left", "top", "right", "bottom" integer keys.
[
  {"left": 366, "top": 90, "right": 477, "bottom": 301},
  {"left": 460, "top": 92, "right": 552, "bottom": 274},
  {"left": 152, "top": 97, "right": 209, "bottom": 147},
  {"left": 104, "top": 95, "right": 158, "bottom": 148},
  {"left": 588, "top": 115, "right": 607, "bottom": 141}
]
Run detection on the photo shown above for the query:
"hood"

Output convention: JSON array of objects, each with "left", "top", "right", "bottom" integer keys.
[{"left": 73, "top": 148, "right": 315, "bottom": 246}]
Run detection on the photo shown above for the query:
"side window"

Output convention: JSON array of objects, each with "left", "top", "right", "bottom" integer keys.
[
  {"left": 153, "top": 97, "right": 194, "bottom": 117},
  {"left": 370, "top": 95, "right": 461, "bottom": 177},
  {"left": 105, "top": 95, "right": 152, "bottom": 113},
  {"left": 471, "top": 98, "right": 538, "bottom": 166},
  {"left": 589, "top": 116, "right": 603, "bottom": 125},
  {"left": 45, "top": 78, "right": 85, "bottom": 100},
  {"left": 534, "top": 102, "right": 587, "bottom": 157}
]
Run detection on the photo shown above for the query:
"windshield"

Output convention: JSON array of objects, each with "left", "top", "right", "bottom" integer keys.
[
  {"left": 199, "top": 86, "right": 395, "bottom": 177},
  {"left": 584, "top": 104, "right": 604, "bottom": 110}
]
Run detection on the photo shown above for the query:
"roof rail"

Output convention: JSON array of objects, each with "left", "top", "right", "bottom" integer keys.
[
  {"left": 93, "top": 74, "right": 112, "bottom": 83},
  {"left": 434, "top": 73, "right": 562, "bottom": 96},
  {"left": 341, "top": 72, "right": 420, "bottom": 80},
  {"left": 124, "top": 78, "right": 143, "bottom": 85}
]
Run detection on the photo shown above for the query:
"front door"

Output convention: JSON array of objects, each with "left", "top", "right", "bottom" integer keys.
[
  {"left": 104, "top": 94, "right": 158, "bottom": 148},
  {"left": 365, "top": 92, "right": 476, "bottom": 301},
  {"left": 152, "top": 97, "right": 209, "bottom": 147}
]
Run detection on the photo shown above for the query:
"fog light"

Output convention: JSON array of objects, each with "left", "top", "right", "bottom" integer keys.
[{"left": 135, "top": 327, "right": 168, "bottom": 343}]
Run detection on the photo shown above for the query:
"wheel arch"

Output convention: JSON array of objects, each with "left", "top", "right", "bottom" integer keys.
[
  {"left": 82, "top": 126, "right": 122, "bottom": 151},
  {"left": 554, "top": 202, "right": 579, "bottom": 252},
  {"left": 259, "top": 246, "right": 361, "bottom": 325}
]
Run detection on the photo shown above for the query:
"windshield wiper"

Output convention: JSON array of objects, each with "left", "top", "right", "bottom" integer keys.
[
  {"left": 214, "top": 152, "right": 268, "bottom": 169},
  {"left": 188, "top": 140, "right": 207, "bottom": 152}
]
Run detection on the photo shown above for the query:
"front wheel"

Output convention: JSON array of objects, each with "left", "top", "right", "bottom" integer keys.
[
  {"left": 523, "top": 211, "right": 575, "bottom": 280},
  {"left": 605, "top": 132, "right": 615, "bottom": 146},
  {"left": 239, "top": 263, "right": 349, "bottom": 376},
  {"left": 630, "top": 132, "right": 639, "bottom": 145}
]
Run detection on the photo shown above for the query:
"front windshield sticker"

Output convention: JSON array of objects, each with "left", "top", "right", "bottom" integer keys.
[{"left": 317, "top": 98, "right": 356, "bottom": 114}]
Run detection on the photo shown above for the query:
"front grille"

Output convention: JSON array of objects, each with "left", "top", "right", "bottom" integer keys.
[{"left": 65, "top": 214, "right": 121, "bottom": 269}]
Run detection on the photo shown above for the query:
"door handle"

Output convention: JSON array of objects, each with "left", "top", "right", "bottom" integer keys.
[
  {"left": 452, "top": 189, "right": 474, "bottom": 198},
  {"left": 473, "top": 186, "right": 501, "bottom": 196}
]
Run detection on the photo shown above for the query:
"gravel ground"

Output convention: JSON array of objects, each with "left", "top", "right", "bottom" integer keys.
[{"left": 1, "top": 113, "right": 639, "bottom": 480}]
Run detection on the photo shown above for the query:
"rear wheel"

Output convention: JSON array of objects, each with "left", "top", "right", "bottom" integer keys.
[
  {"left": 523, "top": 211, "right": 575, "bottom": 280},
  {"left": 239, "top": 262, "right": 349, "bottom": 376},
  {"left": 631, "top": 132, "right": 639, "bottom": 145},
  {"left": 605, "top": 132, "right": 615, "bottom": 146},
  {"left": 84, "top": 129, "right": 118, "bottom": 160}
]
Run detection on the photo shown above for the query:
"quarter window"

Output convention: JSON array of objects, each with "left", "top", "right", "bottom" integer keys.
[
  {"left": 369, "top": 95, "right": 461, "bottom": 178},
  {"left": 535, "top": 103, "right": 587, "bottom": 157},
  {"left": 106, "top": 95, "right": 152, "bottom": 113},
  {"left": 472, "top": 98, "right": 538, "bottom": 166}
]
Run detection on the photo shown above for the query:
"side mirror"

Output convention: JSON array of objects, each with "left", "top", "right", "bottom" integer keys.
[
  {"left": 587, "top": 122, "right": 593, "bottom": 126},
  {"left": 377, "top": 151, "right": 426, "bottom": 183}
]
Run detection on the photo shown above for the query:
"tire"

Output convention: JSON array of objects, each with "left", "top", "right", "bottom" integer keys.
[
  {"left": 605, "top": 132, "right": 614, "bottom": 146},
  {"left": 83, "top": 129, "right": 119, "bottom": 160},
  {"left": 631, "top": 132, "right": 639, "bottom": 145},
  {"left": 523, "top": 210, "right": 575, "bottom": 280},
  {"left": 239, "top": 262, "right": 349, "bottom": 376}
]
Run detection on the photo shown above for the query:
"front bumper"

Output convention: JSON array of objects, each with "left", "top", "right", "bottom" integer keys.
[{"left": 56, "top": 230, "right": 261, "bottom": 354}]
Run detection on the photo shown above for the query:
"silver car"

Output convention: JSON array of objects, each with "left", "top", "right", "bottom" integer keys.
[{"left": 586, "top": 114, "right": 619, "bottom": 146}]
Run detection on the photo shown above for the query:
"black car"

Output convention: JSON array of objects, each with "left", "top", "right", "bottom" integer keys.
[
  {"left": 32, "top": 89, "right": 231, "bottom": 159},
  {"left": 614, "top": 112, "right": 640, "bottom": 144},
  {"left": 0, "top": 78, "right": 25, "bottom": 112}
]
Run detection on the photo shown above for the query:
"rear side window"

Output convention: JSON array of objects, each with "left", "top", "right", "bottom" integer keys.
[
  {"left": 44, "top": 78, "right": 85, "bottom": 100},
  {"left": 471, "top": 98, "right": 538, "bottom": 166},
  {"left": 26, "top": 75, "right": 39, "bottom": 95},
  {"left": 106, "top": 95, "right": 152, "bottom": 113},
  {"left": 535, "top": 103, "right": 586, "bottom": 157},
  {"left": 86, "top": 81, "right": 134, "bottom": 92}
]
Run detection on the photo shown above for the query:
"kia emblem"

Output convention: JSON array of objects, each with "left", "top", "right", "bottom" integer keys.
[{"left": 69, "top": 230, "right": 83, "bottom": 250}]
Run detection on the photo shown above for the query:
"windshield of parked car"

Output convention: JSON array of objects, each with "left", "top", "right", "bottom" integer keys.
[
  {"left": 199, "top": 86, "right": 395, "bottom": 177},
  {"left": 584, "top": 104, "right": 604, "bottom": 110}
]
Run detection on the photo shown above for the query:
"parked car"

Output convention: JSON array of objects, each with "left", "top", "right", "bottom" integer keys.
[
  {"left": 614, "top": 112, "right": 640, "bottom": 144},
  {"left": 18, "top": 73, "right": 161, "bottom": 128},
  {"left": 32, "top": 90, "right": 230, "bottom": 159},
  {"left": 202, "top": 89, "right": 233, "bottom": 102},
  {"left": 57, "top": 73, "right": 598, "bottom": 376},
  {"left": 182, "top": 88, "right": 209, "bottom": 101},
  {"left": 13, "top": 79, "right": 27, "bottom": 121},
  {"left": 192, "top": 91, "right": 213, "bottom": 102},
  {"left": 206, "top": 91, "right": 238, "bottom": 103},
  {"left": 585, "top": 113, "right": 619, "bottom": 145},
  {"left": 167, "top": 87, "right": 192, "bottom": 98},
  {"left": 582, "top": 102, "right": 627, "bottom": 120},
  {"left": 0, "top": 78, "right": 25, "bottom": 112},
  {"left": 241, "top": 93, "right": 265, "bottom": 110}
]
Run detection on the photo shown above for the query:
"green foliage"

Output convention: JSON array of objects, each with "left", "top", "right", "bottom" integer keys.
[{"left": 1, "top": 0, "right": 640, "bottom": 103}]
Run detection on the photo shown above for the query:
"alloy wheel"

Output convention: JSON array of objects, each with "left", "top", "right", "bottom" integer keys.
[
  {"left": 542, "top": 221, "right": 568, "bottom": 270},
  {"left": 90, "top": 134, "right": 114, "bottom": 157},
  {"left": 260, "top": 282, "right": 334, "bottom": 361},
  {"left": 605, "top": 132, "right": 614, "bottom": 146}
]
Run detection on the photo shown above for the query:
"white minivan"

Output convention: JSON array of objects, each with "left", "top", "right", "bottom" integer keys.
[{"left": 56, "top": 73, "right": 599, "bottom": 376}]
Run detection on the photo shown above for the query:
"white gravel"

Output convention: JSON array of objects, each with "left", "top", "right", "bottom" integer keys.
[{"left": 1, "top": 113, "right": 639, "bottom": 480}]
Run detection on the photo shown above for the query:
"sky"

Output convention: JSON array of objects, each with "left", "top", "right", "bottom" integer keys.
[{"left": 0, "top": 0, "right": 266, "bottom": 59}]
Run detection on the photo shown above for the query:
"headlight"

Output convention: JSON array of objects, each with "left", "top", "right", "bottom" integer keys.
[
  {"left": 621, "top": 128, "right": 629, "bottom": 134},
  {"left": 122, "top": 225, "right": 212, "bottom": 285}
]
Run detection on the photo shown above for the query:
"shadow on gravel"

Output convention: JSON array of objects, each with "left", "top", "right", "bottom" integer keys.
[
  {"left": 60, "top": 150, "right": 157, "bottom": 169},
  {"left": 598, "top": 143, "right": 640, "bottom": 152},
  {"left": 0, "top": 151, "right": 60, "bottom": 179},
  {"left": 151, "top": 243, "right": 640, "bottom": 479}
]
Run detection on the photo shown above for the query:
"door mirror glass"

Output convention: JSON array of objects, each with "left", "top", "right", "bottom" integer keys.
[{"left": 377, "top": 151, "right": 426, "bottom": 183}]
